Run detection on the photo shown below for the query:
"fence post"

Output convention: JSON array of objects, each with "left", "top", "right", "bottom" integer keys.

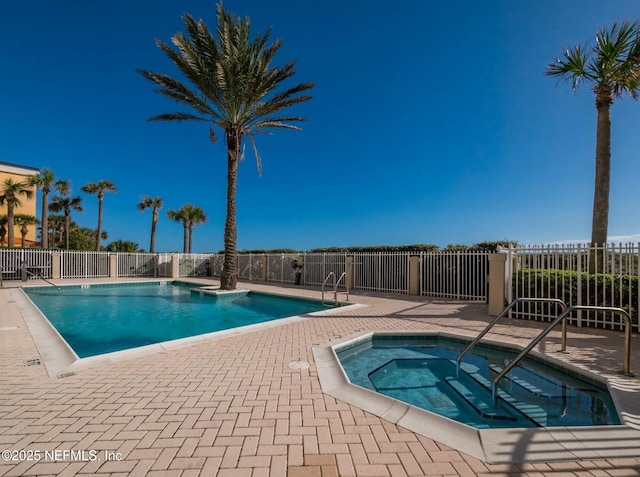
[
  {"left": 51, "top": 252, "right": 62, "bottom": 279},
  {"left": 109, "top": 254, "right": 118, "bottom": 278},
  {"left": 171, "top": 254, "right": 179, "bottom": 278},
  {"left": 346, "top": 255, "right": 354, "bottom": 291},
  {"left": 577, "top": 244, "right": 583, "bottom": 327},
  {"left": 488, "top": 253, "right": 507, "bottom": 316},
  {"left": 408, "top": 255, "right": 420, "bottom": 295}
]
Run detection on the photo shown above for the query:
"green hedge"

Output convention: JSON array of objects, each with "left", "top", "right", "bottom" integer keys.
[{"left": 513, "top": 269, "right": 638, "bottom": 326}]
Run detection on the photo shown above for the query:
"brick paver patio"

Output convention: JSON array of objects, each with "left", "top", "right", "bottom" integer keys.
[{"left": 1, "top": 278, "right": 639, "bottom": 476}]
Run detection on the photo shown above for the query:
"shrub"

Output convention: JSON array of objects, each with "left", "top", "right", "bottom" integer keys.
[{"left": 513, "top": 269, "right": 638, "bottom": 326}]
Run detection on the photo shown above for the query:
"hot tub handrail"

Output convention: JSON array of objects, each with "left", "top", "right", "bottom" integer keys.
[
  {"left": 491, "top": 305, "right": 633, "bottom": 402},
  {"left": 456, "top": 297, "right": 567, "bottom": 378}
]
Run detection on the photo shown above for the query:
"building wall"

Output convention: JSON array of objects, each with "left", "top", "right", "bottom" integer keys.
[{"left": 0, "top": 161, "right": 40, "bottom": 246}]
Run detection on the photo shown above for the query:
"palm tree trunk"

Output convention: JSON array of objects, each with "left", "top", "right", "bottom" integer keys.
[
  {"left": 188, "top": 224, "right": 194, "bottom": 254},
  {"left": 182, "top": 224, "right": 188, "bottom": 253},
  {"left": 96, "top": 197, "right": 103, "bottom": 251},
  {"left": 220, "top": 130, "right": 240, "bottom": 290},
  {"left": 590, "top": 92, "right": 612, "bottom": 272},
  {"left": 65, "top": 213, "right": 70, "bottom": 250},
  {"left": 42, "top": 191, "right": 49, "bottom": 248},
  {"left": 21, "top": 225, "right": 27, "bottom": 248},
  {"left": 150, "top": 211, "right": 157, "bottom": 253},
  {"left": 7, "top": 204, "right": 15, "bottom": 248}
]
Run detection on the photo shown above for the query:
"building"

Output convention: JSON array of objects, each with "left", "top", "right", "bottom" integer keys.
[{"left": 0, "top": 161, "right": 40, "bottom": 247}]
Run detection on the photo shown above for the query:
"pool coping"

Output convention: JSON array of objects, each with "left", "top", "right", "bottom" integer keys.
[
  {"left": 312, "top": 330, "right": 640, "bottom": 464},
  {"left": 16, "top": 280, "right": 364, "bottom": 377}
]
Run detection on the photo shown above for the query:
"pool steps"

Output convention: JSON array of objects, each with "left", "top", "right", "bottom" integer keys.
[
  {"left": 444, "top": 363, "right": 547, "bottom": 427},
  {"left": 489, "top": 363, "right": 564, "bottom": 398},
  {"left": 190, "top": 287, "right": 250, "bottom": 299},
  {"left": 444, "top": 376, "right": 518, "bottom": 422}
]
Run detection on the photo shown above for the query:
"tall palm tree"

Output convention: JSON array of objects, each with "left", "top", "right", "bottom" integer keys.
[
  {"left": 137, "top": 196, "right": 163, "bottom": 253},
  {"left": 14, "top": 214, "right": 39, "bottom": 248},
  {"left": 184, "top": 204, "right": 207, "bottom": 253},
  {"left": 82, "top": 180, "right": 117, "bottom": 251},
  {"left": 139, "top": 3, "right": 313, "bottom": 289},
  {"left": 0, "top": 178, "right": 34, "bottom": 248},
  {"left": 29, "top": 169, "right": 68, "bottom": 249},
  {"left": 49, "top": 195, "right": 83, "bottom": 250},
  {"left": 167, "top": 207, "right": 189, "bottom": 253},
  {"left": 546, "top": 20, "right": 640, "bottom": 249}
]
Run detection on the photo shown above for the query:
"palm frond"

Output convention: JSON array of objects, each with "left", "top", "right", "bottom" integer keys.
[
  {"left": 246, "top": 133, "right": 263, "bottom": 176},
  {"left": 138, "top": 69, "right": 216, "bottom": 118},
  {"left": 591, "top": 19, "right": 640, "bottom": 95},
  {"left": 250, "top": 121, "right": 303, "bottom": 130},
  {"left": 148, "top": 112, "right": 208, "bottom": 122},
  {"left": 545, "top": 43, "right": 592, "bottom": 92}
]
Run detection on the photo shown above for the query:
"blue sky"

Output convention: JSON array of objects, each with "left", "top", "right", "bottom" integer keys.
[{"left": 2, "top": 1, "right": 640, "bottom": 252}]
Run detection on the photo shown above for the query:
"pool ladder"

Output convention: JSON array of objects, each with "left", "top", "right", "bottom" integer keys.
[
  {"left": 456, "top": 297, "right": 634, "bottom": 403},
  {"left": 321, "top": 272, "right": 349, "bottom": 306}
]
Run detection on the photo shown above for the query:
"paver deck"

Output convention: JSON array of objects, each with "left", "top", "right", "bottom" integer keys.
[{"left": 1, "top": 277, "right": 640, "bottom": 476}]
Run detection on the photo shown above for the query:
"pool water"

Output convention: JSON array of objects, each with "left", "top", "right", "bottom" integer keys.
[
  {"left": 337, "top": 336, "right": 620, "bottom": 429},
  {"left": 25, "top": 282, "right": 328, "bottom": 358}
]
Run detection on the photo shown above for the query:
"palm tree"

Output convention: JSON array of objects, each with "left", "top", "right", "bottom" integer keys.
[
  {"left": 137, "top": 196, "right": 163, "bottom": 253},
  {"left": 29, "top": 169, "right": 68, "bottom": 249},
  {"left": 139, "top": 3, "right": 313, "bottom": 289},
  {"left": 82, "top": 180, "right": 117, "bottom": 251},
  {"left": 49, "top": 195, "right": 83, "bottom": 250},
  {"left": 14, "top": 214, "right": 39, "bottom": 248},
  {"left": 47, "top": 214, "right": 65, "bottom": 248},
  {"left": 184, "top": 204, "right": 207, "bottom": 253},
  {"left": 167, "top": 207, "right": 189, "bottom": 253},
  {"left": 546, "top": 20, "right": 640, "bottom": 249},
  {"left": 0, "top": 178, "right": 34, "bottom": 248},
  {"left": 106, "top": 240, "right": 142, "bottom": 253}
]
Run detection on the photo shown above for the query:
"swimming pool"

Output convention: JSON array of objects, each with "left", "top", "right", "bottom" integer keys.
[
  {"left": 24, "top": 281, "right": 331, "bottom": 358},
  {"left": 337, "top": 334, "right": 619, "bottom": 428}
]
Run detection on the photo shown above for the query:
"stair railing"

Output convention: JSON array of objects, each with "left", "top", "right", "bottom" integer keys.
[
  {"left": 321, "top": 272, "right": 335, "bottom": 305},
  {"left": 334, "top": 272, "right": 348, "bottom": 305},
  {"left": 456, "top": 298, "right": 567, "bottom": 378},
  {"left": 491, "top": 305, "right": 633, "bottom": 402}
]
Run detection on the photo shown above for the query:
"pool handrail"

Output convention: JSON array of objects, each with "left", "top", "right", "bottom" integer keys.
[
  {"left": 491, "top": 305, "right": 634, "bottom": 402},
  {"left": 321, "top": 272, "right": 335, "bottom": 305},
  {"left": 22, "top": 267, "right": 61, "bottom": 291},
  {"left": 334, "top": 272, "right": 348, "bottom": 305},
  {"left": 456, "top": 297, "right": 568, "bottom": 378}
]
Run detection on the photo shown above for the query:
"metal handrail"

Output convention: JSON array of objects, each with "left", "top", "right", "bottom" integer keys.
[
  {"left": 22, "top": 267, "right": 60, "bottom": 291},
  {"left": 321, "top": 272, "right": 335, "bottom": 305},
  {"left": 334, "top": 272, "right": 348, "bottom": 305},
  {"left": 491, "top": 305, "right": 633, "bottom": 401},
  {"left": 456, "top": 297, "right": 567, "bottom": 377}
]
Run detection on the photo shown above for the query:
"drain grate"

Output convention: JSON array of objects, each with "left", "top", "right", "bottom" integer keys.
[{"left": 24, "top": 358, "right": 42, "bottom": 367}]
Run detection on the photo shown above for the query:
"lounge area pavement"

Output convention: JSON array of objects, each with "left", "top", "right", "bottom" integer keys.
[{"left": 1, "top": 277, "right": 640, "bottom": 476}]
